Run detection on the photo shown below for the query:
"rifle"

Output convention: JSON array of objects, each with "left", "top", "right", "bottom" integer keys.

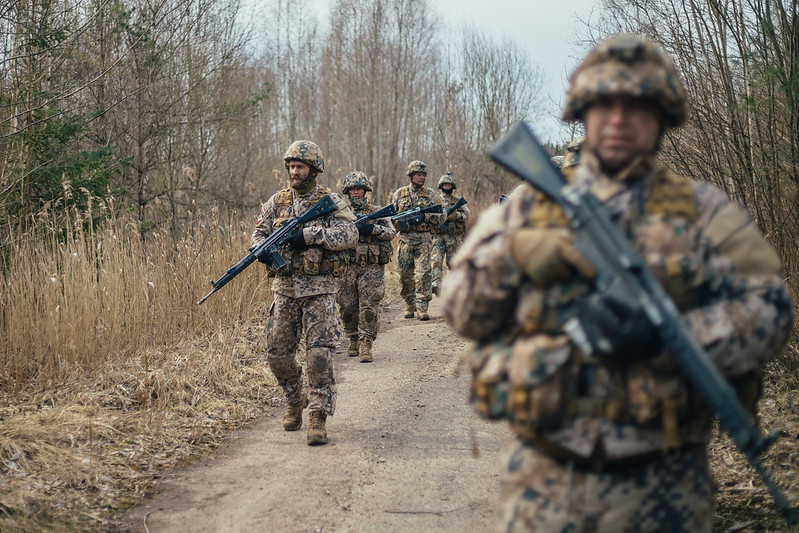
[
  {"left": 355, "top": 204, "right": 397, "bottom": 227},
  {"left": 488, "top": 120, "right": 798, "bottom": 525},
  {"left": 197, "top": 194, "right": 338, "bottom": 305},
  {"left": 391, "top": 204, "right": 444, "bottom": 231},
  {"left": 438, "top": 197, "right": 467, "bottom": 232}
]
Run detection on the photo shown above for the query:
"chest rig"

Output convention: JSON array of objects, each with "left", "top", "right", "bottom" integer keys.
[
  {"left": 473, "top": 168, "right": 710, "bottom": 450},
  {"left": 351, "top": 203, "right": 393, "bottom": 266},
  {"left": 439, "top": 195, "right": 466, "bottom": 235},
  {"left": 396, "top": 186, "right": 432, "bottom": 232},
  {"left": 270, "top": 187, "right": 347, "bottom": 277}
]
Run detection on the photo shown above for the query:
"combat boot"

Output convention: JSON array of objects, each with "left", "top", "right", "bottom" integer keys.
[
  {"left": 307, "top": 411, "right": 328, "bottom": 446},
  {"left": 359, "top": 337, "right": 373, "bottom": 363},
  {"left": 417, "top": 310, "right": 430, "bottom": 321},
  {"left": 347, "top": 336, "right": 359, "bottom": 357},
  {"left": 282, "top": 395, "right": 307, "bottom": 431},
  {"left": 404, "top": 304, "right": 416, "bottom": 319}
]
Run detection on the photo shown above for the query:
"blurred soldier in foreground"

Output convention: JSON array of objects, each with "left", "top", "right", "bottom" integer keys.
[
  {"left": 252, "top": 140, "right": 358, "bottom": 446},
  {"left": 442, "top": 35, "right": 792, "bottom": 531},
  {"left": 337, "top": 172, "right": 396, "bottom": 363},
  {"left": 431, "top": 172, "right": 470, "bottom": 296},
  {"left": 391, "top": 160, "right": 445, "bottom": 321}
]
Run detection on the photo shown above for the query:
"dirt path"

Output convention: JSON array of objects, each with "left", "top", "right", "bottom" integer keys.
[{"left": 120, "top": 295, "right": 514, "bottom": 533}]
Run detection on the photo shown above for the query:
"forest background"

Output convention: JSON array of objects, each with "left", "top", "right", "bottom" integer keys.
[{"left": 1, "top": 0, "right": 798, "bottom": 530}]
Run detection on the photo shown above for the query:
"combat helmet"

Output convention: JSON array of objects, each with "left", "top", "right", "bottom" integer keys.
[
  {"left": 437, "top": 172, "right": 456, "bottom": 190},
  {"left": 562, "top": 34, "right": 687, "bottom": 128},
  {"left": 283, "top": 140, "right": 325, "bottom": 174},
  {"left": 343, "top": 171, "right": 373, "bottom": 193},
  {"left": 406, "top": 160, "right": 427, "bottom": 177}
]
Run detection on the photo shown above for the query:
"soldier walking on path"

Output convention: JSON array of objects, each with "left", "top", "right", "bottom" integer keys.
[
  {"left": 251, "top": 140, "right": 358, "bottom": 446},
  {"left": 337, "top": 171, "right": 396, "bottom": 363},
  {"left": 431, "top": 172, "right": 470, "bottom": 296},
  {"left": 442, "top": 35, "right": 793, "bottom": 531},
  {"left": 391, "top": 160, "right": 445, "bottom": 321}
]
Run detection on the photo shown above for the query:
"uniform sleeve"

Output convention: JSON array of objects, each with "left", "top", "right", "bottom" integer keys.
[
  {"left": 456, "top": 203, "right": 470, "bottom": 222},
  {"left": 441, "top": 202, "right": 524, "bottom": 340},
  {"left": 683, "top": 185, "right": 793, "bottom": 376},
  {"left": 424, "top": 188, "right": 446, "bottom": 225},
  {"left": 250, "top": 196, "right": 278, "bottom": 248},
  {"left": 373, "top": 217, "right": 397, "bottom": 240}
]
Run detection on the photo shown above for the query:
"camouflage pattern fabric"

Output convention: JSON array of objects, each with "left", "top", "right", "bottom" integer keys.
[
  {"left": 499, "top": 441, "right": 713, "bottom": 532},
  {"left": 337, "top": 199, "right": 395, "bottom": 340},
  {"left": 338, "top": 263, "right": 386, "bottom": 340},
  {"left": 391, "top": 184, "right": 444, "bottom": 311},
  {"left": 265, "top": 293, "right": 339, "bottom": 415},
  {"left": 432, "top": 192, "right": 470, "bottom": 289},
  {"left": 441, "top": 150, "right": 792, "bottom": 531},
  {"left": 252, "top": 183, "right": 358, "bottom": 415},
  {"left": 432, "top": 233, "right": 461, "bottom": 290}
]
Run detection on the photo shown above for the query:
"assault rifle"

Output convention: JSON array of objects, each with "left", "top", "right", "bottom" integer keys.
[
  {"left": 355, "top": 204, "right": 397, "bottom": 227},
  {"left": 488, "top": 120, "right": 798, "bottom": 525},
  {"left": 438, "top": 197, "right": 467, "bottom": 232},
  {"left": 390, "top": 204, "right": 444, "bottom": 232},
  {"left": 197, "top": 195, "right": 338, "bottom": 305}
]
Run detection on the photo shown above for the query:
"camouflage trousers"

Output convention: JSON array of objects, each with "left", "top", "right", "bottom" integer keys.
[
  {"left": 498, "top": 441, "right": 713, "bottom": 532},
  {"left": 397, "top": 239, "right": 432, "bottom": 312},
  {"left": 431, "top": 232, "right": 463, "bottom": 289},
  {"left": 265, "top": 292, "right": 340, "bottom": 415},
  {"left": 337, "top": 262, "right": 386, "bottom": 340}
]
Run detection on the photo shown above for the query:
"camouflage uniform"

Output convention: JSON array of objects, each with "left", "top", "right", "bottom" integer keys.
[
  {"left": 337, "top": 172, "right": 396, "bottom": 361},
  {"left": 442, "top": 35, "right": 793, "bottom": 532},
  {"left": 431, "top": 173, "right": 470, "bottom": 294},
  {"left": 391, "top": 161, "right": 445, "bottom": 318},
  {"left": 252, "top": 141, "right": 358, "bottom": 425}
]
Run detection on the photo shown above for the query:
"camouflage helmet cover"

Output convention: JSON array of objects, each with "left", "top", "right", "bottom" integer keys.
[
  {"left": 283, "top": 140, "right": 325, "bottom": 173},
  {"left": 562, "top": 34, "right": 687, "bottom": 127},
  {"left": 406, "top": 160, "right": 427, "bottom": 177},
  {"left": 343, "top": 171, "right": 373, "bottom": 193},
  {"left": 437, "top": 172, "right": 456, "bottom": 190}
]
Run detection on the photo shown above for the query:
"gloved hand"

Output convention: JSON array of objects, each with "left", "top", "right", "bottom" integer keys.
[
  {"left": 358, "top": 223, "right": 375, "bottom": 236},
  {"left": 574, "top": 293, "right": 662, "bottom": 361},
  {"left": 286, "top": 228, "right": 308, "bottom": 250},
  {"left": 507, "top": 227, "right": 596, "bottom": 286},
  {"left": 250, "top": 246, "right": 272, "bottom": 265}
]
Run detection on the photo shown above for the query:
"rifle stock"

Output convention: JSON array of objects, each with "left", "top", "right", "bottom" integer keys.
[
  {"left": 197, "top": 194, "right": 338, "bottom": 305},
  {"left": 488, "top": 120, "right": 798, "bottom": 525}
]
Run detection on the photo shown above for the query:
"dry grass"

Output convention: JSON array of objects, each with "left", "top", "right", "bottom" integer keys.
[{"left": 0, "top": 201, "right": 280, "bottom": 531}]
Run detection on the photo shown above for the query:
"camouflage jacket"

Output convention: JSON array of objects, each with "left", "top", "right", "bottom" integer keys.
[
  {"left": 435, "top": 192, "right": 470, "bottom": 236},
  {"left": 442, "top": 152, "right": 793, "bottom": 461},
  {"left": 349, "top": 199, "right": 396, "bottom": 265},
  {"left": 251, "top": 184, "right": 358, "bottom": 298},
  {"left": 391, "top": 184, "right": 445, "bottom": 244}
]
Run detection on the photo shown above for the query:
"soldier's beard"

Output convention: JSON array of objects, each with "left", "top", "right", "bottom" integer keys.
[{"left": 292, "top": 175, "right": 317, "bottom": 194}]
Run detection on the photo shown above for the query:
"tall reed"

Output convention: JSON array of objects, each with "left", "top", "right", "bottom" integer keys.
[{"left": 0, "top": 198, "right": 272, "bottom": 391}]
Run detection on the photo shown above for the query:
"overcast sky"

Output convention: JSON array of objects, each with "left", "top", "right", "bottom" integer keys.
[{"left": 430, "top": 0, "right": 601, "bottom": 142}]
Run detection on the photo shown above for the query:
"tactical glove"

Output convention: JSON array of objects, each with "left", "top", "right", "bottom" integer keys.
[
  {"left": 358, "top": 223, "right": 375, "bottom": 236},
  {"left": 250, "top": 246, "right": 272, "bottom": 265},
  {"left": 574, "top": 293, "right": 661, "bottom": 361},
  {"left": 286, "top": 228, "right": 309, "bottom": 250},
  {"left": 507, "top": 227, "right": 596, "bottom": 287}
]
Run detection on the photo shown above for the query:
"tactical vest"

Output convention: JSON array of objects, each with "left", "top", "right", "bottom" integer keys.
[
  {"left": 350, "top": 203, "right": 393, "bottom": 266},
  {"left": 439, "top": 195, "right": 467, "bottom": 236},
  {"left": 269, "top": 186, "right": 347, "bottom": 278},
  {"left": 396, "top": 186, "right": 433, "bottom": 232},
  {"left": 470, "top": 168, "right": 726, "bottom": 451}
]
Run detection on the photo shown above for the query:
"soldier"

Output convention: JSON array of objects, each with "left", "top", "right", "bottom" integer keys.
[
  {"left": 562, "top": 135, "right": 584, "bottom": 168},
  {"left": 431, "top": 172, "right": 470, "bottom": 296},
  {"left": 251, "top": 140, "right": 358, "bottom": 446},
  {"left": 391, "top": 160, "right": 445, "bottom": 321},
  {"left": 442, "top": 35, "right": 793, "bottom": 531},
  {"left": 337, "top": 171, "right": 396, "bottom": 363}
]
